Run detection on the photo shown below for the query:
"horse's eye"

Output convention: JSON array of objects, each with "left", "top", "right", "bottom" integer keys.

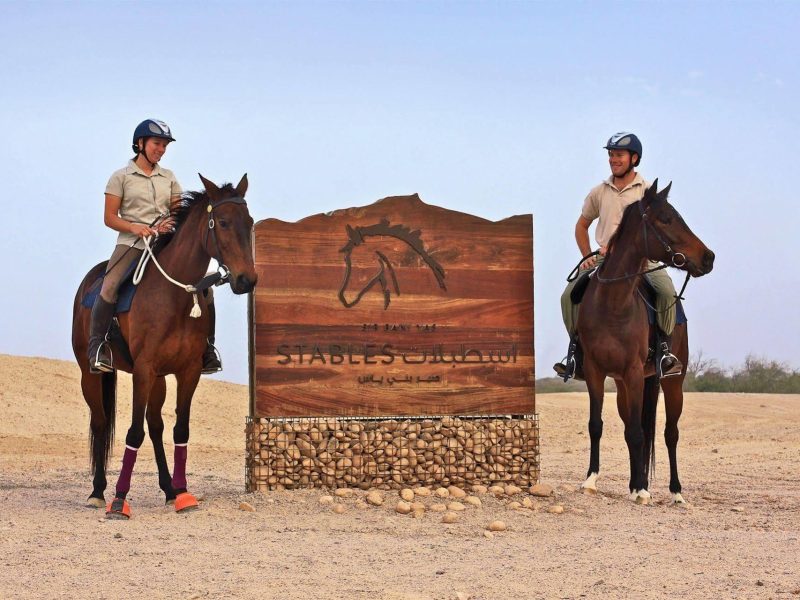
[
  {"left": 218, "top": 219, "right": 229, "bottom": 229},
  {"left": 656, "top": 212, "right": 671, "bottom": 225}
]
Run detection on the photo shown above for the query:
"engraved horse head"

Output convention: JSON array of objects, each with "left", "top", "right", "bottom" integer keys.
[{"left": 337, "top": 219, "right": 447, "bottom": 309}]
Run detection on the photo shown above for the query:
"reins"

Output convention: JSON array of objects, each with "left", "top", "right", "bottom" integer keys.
[{"left": 132, "top": 195, "right": 247, "bottom": 318}]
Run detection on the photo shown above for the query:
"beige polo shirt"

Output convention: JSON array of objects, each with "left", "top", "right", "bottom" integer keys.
[
  {"left": 581, "top": 173, "right": 649, "bottom": 248},
  {"left": 105, "top": 160, "right": 182, "bottom": 248}
]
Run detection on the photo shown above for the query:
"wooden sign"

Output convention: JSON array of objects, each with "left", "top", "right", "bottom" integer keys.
[{"left": 250, "top": 194, "right": 534, "bottom": 417}]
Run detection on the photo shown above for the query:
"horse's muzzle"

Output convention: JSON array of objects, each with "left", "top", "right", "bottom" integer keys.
[
  {"left": 689, "top": 249, "right": 715, "bottom": 277},
  {"left": 231, "top": 273, "right": 257, "bottom": 294}
]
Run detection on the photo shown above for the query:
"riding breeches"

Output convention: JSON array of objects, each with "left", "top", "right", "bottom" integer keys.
[
  {"left": 560, "top": 258, "right": 677, "bottom": 336},
  {"left": 100, "top": 244, "right": 143, "bottom": 304}
]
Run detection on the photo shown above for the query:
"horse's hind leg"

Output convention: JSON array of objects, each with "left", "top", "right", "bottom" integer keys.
[
  {"left": 81, "top": 369, "right": 115, "bottom": 507},
  {"left": 581, "top": 364, "right": 606, "bottom": 494},
  {"left": 146, "top": 376, "right": 176, "bottom": 504},
  {"left": 661, "top": 377, "right": 686, "bottom": 504}
]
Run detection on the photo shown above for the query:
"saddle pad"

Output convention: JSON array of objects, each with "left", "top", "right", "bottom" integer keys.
[
  {"left": 80, "top": 262, "right": 138, "bottom": 314},
  {"left": 642, "top": 278, "right": 688, "bottom": 326}
]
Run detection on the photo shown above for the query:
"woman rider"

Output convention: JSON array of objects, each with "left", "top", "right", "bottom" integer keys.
[{"left": 87, "top": 119, "right": 222, "bottom": 375}]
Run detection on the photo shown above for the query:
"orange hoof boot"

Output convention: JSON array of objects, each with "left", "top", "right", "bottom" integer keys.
[
  {"left": 174, "top": 492, "right": 199, "bottom": 513},
  {"left": 106, "top": 497, "right": 131, "bottom": 520}
]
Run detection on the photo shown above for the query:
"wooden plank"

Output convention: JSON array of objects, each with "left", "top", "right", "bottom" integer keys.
[{"left": 252, "top": 194, "right": 534, "bottom": 417}]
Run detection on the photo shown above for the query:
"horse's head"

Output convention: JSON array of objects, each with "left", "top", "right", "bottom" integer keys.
[
  {"left": 639, "top": 179, "right": 715, "bottom": 277},
  {"left": 337, "top": 219, "right": 446, "bottom": 309},
  {"left": 198, "top": 173, "right": 258, "bottom": 294}
]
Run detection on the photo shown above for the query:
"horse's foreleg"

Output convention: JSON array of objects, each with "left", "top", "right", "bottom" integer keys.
[
  {"left": 171, "top": 368, "right": 202, "bottom": 513},
  {"left": 582, "top": 362, "right": 606, "bottom": 494},
  {"left": 661, "top": 377, "right": 686, "bottom": 504},
  {"left": 146, "top": 376, "right": 176, "bottom": 503},
  {"left": 106, "top": 368, "right": 151, "bottom": 519},
  {"left": 621, "top": 371, "right": 649, "bottom": 504}
]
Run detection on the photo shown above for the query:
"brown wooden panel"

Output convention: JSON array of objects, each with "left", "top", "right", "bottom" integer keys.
[{"left": 252, "top": 194, "right": 534, "bottom": 417}]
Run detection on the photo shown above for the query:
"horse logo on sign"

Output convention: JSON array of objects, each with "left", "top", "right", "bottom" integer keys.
[{"left": 337, "top": 219, "right": 447, "bottom": 309}]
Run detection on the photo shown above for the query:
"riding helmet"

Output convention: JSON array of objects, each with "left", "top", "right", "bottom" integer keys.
[
  {"left": 604, "top": 132, "right": 642, "bottom": 164},
  {"left": 132, "top": 119, "right": 176, "bottom": 154}
]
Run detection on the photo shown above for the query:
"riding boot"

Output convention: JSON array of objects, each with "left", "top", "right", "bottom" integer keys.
[
  {"left": 553, "top": 334, "right": 584, "bottom": 382},
  {"left": 658, "top": 334, "right": 683, "bottom": 379},
  {"left": 201, "top": 303, "right": 223, "bottom": 374},
  {"left": 87, "top": 297, "right": 116, "bottom": 374}
]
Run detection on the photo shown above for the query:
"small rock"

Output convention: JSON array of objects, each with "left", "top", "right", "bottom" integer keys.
[
  {"left": 464, "top": 496, "right": 482, "bottom": 508},
  {"left": 430, "top": 503, "right": 447, "bottom": 512},
  {"left": 471, "top": 485, "right": 488, "bottom": 494},
  {"left": 412, "top": 509, "right": 425, "bottom": 519},
  {"left": 239, "top": 502, "right": 256, "bottom": 512},
  {"left": 711, "top": 449, "right": 719, "bottom": 454},
  {"left": 355, "top": 500, "right": 369, "bottom": 509},
  {"left": 333, "top": 504, "right": 346, "bottom": 514},
  {"left": 442, "top": 512, "right": 458, "bottom": 524},
  {"left": 400, "top": 488, "right": 415, "bottom": 502},
  {"left": 318, "top": 496, "right": 334, "bottom": 505},
  {"left": 548, "top": 505, "right": 565, "bottom": 514},
  {"left": 508, "top": 501, "right": 523, "bottom": 510},
  {"left": 435, "top": 487, "right": 450, "bottom": 498},
  {"left": 731, "top": 506, "right": 744, "bottom": 513},
  {"left": 448, "top": 486, "right": 467, "bottom": 499},
  {"left": 411, "top": 502, "right": 426, "bottom": 512},
  {"left": 366, "top": 491, "right": 384, "bottom": 506},
  {"left": 488, "top": 485, "right": 505, "bottom": 496},
  {"left": 447, "top": 502, "right": 466, "bottom": 512},
  {"left": 504, "top": 485, "right": 522, "bottom": 496},
  {"left": 334, "top": 488, "right": 354, "bottom": 498},
  {"left": 522, "top": 497, "right": 534, "bottom": 509},
  {"left": 756, "top": 580, "right": 764, "bottom": 586},
  {"left": 484, "top": 530, "right": 494, "bottom": 539},
  {"left": 487, "top": 520, "right": 506, "bottom": 532},
  {"left": 114, "top": 532, "right": 123, "bottom": 539},
  {"left": 396, "top": 501, "right": 412, "bottom": 515},
  {"left": 455, "top": 592, "right": 470, "bottom": 600},
  {"left": 414, "top": 487, "right": 432, "bottom": 497},
  {"left": 529, "top": 483, "right": 554, "bottom": 497}
]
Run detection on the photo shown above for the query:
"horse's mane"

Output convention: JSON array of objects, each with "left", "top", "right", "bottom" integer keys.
[
  {"left": 605, "top": 201, "right": 641, "bottom": 251},
  {"left": 150, "top": 183, "right": 237, "bottom": 252}
]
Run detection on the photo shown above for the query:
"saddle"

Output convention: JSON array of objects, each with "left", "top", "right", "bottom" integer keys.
[
  {"left": 80, "top": 260, "right": 139, "bottom": 313},
  {"left": 570, "top": 269, "right": 687, "bottom": 326}
]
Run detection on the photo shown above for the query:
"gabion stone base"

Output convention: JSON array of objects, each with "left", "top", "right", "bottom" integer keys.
[{"left": 245, "top": 415, "right": 539, "bottom": 492}]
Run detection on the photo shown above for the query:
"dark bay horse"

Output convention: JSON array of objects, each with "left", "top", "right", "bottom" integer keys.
[
  {"left": 71, "top": 174, "right": 256, "bottom": 518},
  {"left": 577, "top": 179, "right": 714, "bottom": 504}
]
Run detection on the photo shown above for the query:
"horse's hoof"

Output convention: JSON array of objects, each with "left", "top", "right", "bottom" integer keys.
[
  {"left": 581, "top": 473, "right": 598, "bottom": 495},
  {"left": 672, "top": 493, "right": 687, "bottom": 505},
  {"left": 175, "top": 492, "right": 199, "bottom": 513},
  {"left": 86, "top": 497, "right": 105, "bottom": 508},
  {"left": 165, "top": 498, "right": 175, "bottom": 506},
  {"left": 634, "top": 490, "right": 651, "bottom": 505},
  {"left": 105, "top": 498, "right": 131, "bottom": 519},
  {"left": 581, "top": 486, "right": 597, "bottom": 495}
]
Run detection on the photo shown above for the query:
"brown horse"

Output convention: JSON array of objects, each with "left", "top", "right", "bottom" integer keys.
[
  {"left": 71, "top": 174, "right": 256, "bottom": 518},
  {"left": 577, "top": 179, "right": 714, "bottom": 504}
]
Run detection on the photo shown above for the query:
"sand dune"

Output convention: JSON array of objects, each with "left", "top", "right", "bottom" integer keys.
[{"left": 1, "top": 353, "right": 798, "bottom": 599}]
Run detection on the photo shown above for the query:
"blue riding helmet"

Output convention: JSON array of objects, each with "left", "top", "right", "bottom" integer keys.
[
  {"left": 604, "top": 132, "right": 642, "bottom": 164},
  {"left": 132, "top": 119, "right": 175, "bottom": 153}
]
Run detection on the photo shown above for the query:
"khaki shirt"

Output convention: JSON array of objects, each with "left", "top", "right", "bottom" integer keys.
[
  {"left": 581, "top": 173, "right": 649, "bottom": 248},
  {"left": 105, "top": 160, "right": 182, "bottom": 248}
]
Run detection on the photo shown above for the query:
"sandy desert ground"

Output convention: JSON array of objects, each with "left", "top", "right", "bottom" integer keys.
[{"left": 0, "top": 353, "right": 798, "bottom": 599}]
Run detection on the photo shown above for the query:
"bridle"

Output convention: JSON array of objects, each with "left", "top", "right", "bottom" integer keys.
[{"left": 199, "top": 195, "right": 248, "bottom": 289}]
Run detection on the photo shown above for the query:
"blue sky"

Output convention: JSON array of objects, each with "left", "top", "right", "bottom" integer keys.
[{"left": 1, "top": 1, "right": 797, "bottom": 384}]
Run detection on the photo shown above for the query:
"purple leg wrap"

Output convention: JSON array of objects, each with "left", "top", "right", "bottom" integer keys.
[
  {"left": 172, "top": 444, "right": 188, "bottom": 490},
  {"left": 115, "top": 446, "right": 139, "bottom": 496}
]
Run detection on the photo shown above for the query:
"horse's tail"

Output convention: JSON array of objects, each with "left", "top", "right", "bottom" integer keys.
[
  {"left": 641, "top": 374, "right": 660, "bottom": 482},
  {"left": 89, "top": 371, "right": 117, "bottom": 474}
]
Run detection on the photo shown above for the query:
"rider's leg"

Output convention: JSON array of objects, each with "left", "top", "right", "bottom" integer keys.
[
  {"left": 201, "top": 287, "right": 222, "bottom": 374},
  {"left": 554, "top": 265, "right": 595, "bottom": 381},
  {"left": 645, "top": 266, "right": 682, "bottom": 377},
  {"left": 89, "top": 246, "right": 142, "bottom": 373}
]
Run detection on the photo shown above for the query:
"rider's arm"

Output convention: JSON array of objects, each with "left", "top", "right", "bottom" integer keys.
[
  {"left": 575, "top": 215, "right": 593, "bottom": 256},
  {"left": 104, "top": 193, "right": 154, "bottom": 238}
]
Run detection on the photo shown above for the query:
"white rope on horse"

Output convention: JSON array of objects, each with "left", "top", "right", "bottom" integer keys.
[{"left": 132, "top": 234, "right": 202, "bottom": 318}]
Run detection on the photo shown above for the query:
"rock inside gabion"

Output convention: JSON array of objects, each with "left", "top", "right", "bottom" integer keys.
[{"left": 246, "top": 415, "right": 539, "bottom": 492}]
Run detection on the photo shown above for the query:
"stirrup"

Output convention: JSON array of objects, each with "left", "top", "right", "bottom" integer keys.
[
  {"left": 659, "top": 353, "right": 683, "bottom": 378},
  {"left": 201, "top": 343, "right": 223, "bottom": 375},
  {"left": 553, "top": 356, "right": 576, "bottom": 382},
  {"left": 89, "top": 342, "right": 114, "bottom": 374}
]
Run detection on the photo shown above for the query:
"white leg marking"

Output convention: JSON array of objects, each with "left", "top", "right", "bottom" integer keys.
[
  {"left": 634, "top": 489, "right": 651, "bottom": 505},
  {"left": 581, "top": 472, "right": 599, "bottom": 494},
  {"left": 672, "top": 492, "right": 686, "bottom": 505}
]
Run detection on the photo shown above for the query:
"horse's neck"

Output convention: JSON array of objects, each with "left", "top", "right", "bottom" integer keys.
[
  {"left": 154, "top": 206, "right": 210, "bottom": 285},
  {"left": 596, "top": 213, "right": 646, "bottom": 306}
]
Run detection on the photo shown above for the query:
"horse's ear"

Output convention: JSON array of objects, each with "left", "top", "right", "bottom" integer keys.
[
  {"left": 658, "top": 181, "right": 673, "bottom": 202},
  {"left": 235, "top": 173, "right": 248, "bottom": 197},
  {"left": 198, "top": 173, "right": 221, "bottom": 200},
  {"left": 642, "top": 178, "right": 658, "bottom": 207}
]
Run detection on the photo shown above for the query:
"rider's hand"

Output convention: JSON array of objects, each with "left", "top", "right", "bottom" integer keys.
[
  {"left": 130, "top": 223, "right": 156, "bottom": 238},
  {"left": 580, "top": 246, "right": 607, "bottom": 270}
]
